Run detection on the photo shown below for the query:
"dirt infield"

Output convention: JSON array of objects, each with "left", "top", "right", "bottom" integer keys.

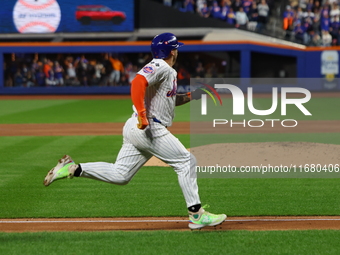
[
  {"left": 1, "top": 94, "right": 339, "bottom": 232},
  {"left": 2, "top": 216, "right": 340, "bottom": 232}
]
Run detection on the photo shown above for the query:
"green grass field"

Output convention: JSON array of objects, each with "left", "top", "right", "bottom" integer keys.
[
  {"left": 1, "top": 230, "right": 340, "bottom": 255},
  {"left": 0, "top": 97, "right": 338, "bottom": 124},
  {"left": 0, "top": 97, "right": 339, "bottom": 254}
]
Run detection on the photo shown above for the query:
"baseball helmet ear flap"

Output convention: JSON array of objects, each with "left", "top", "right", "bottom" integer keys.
[{"left": 151, "top": 33, "right": 184, "bottom": 59}]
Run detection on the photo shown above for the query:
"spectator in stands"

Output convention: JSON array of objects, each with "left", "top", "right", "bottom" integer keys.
[
  {"left": 248, "top": 1, "right": 259, "bottom": 31},
  {"left": 13, "top": 69, "right": 23, "bottom": 87},
  {"left": 86, "top": 60, "right": 96, "bottom": 86},
  {"left": 177, "top": 64, "right": 191, "bottom": 85},
  {"left": 304, "top": 8, "right": 315, "bottom": 20},
  {"left": 309, "top": 31, "right": 322, "bottom": 46},
  {"left": 75, "top": 54, "right": 89, "bottom": 86},
  {"left": 306, "top": 0, "right": 314, "bottom": 11},
  {"left": 232, "top": 0, "right": 242, "bottom": 12},
  {"left": 194, "top": 62, "right": 205, "bottom": 77},
  {"left": 35, "top": 66, "right": 45, "bottom": 87},
  {"left": 312, "top": 1, "right": 321, "bottom": 13},
  {"left": 283, "top": 5, "right": 294, "bottom": 40},
  {"left": 25, "top": 71, "right": 35, "bottom": 88},
  {"left": 303, "top": 17, "right": 314, "bottom": 44},
  {"left": 321, "top": 4, "right": 330, "bottom": 21},
  {"left": 137, "top": 53, "right": 150, "bottom": 68},
  {"left": 196, "top": 0, "right": 206, "bottom": 14},
  {"left": 294, "top": 20, "right": 307, "bottom": 44},
  {"left": 249, "top": 1, "right": 259, "bottom": 22},
  {"left": 199, "top": 2, "right": 211, "bottom": 18},
  {"left": 314, "top": 5, "right": 321, "bottom": 20},
  {"left": 320, "top": 11, "right": 331, "bottom": 32},
  {"left": 45, "top": 65, "right": 57, "bottom": 86},
  {"left": 125, "top": 63, "right": 138, "bottom": 84},
  {"left": 99, "top": 53, "right": 111, "bottom": 86},
  {"left": 43, "top": 58, "right": 51, "bottom": 80},
  {"left": 257, "top": 0, "right": 270, "bottom": 32},
  {"left": 31, "top": 57, "right": 40, "bottom": 80},
  {"left": 329, "top": 14, "right": 340, "bottom": 45},
  {"left": 205, "top": 62, "right": 218, "bottom": 78},
  {"left": 180, "top": 0, "right": 195, "bottom": 12},
  {"left": 65, "top": 62, "right": 79, "bottom": 86},
  {"left": 21, "top": 64, "right": 29, "bottom": 87},
  {"left": 210, "top": 1, "right": 222, "bottom": 19},
  {"left": 321, "top": 29, "right": 332, "bottom": 46},
  {"left": 296, "top": 6, "right": 305, "bottom": 22},
  {"left": 226, "top": 7, "right": 236, "bottom": 25},
  {"left": 235, "top": 6, "right": 248, "bottom": 28},
  {"left": 92, "top": 60, "right": 104, "bottom": 85},
  {"left": 330, "top": 2, "right": 340, "bottom": 22},
  {"left": 109, "top": 54, "right": 125, "bottom": 86},
  {"left": 54, "top": 61, "right": 64, "bottom": 86},
  {"left": 242, "top": 0, "right": 252, "bottom": 16},
  {"left": 220, "top": 1, "right": 230, "bottom": 21},
  {"left": 119, "top": 74, "right": 130, "bottom": 86}
]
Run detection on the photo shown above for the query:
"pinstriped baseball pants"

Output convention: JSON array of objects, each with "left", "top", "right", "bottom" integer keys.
[{"left": 79, "top": 114, "right": 201, "bottom": 208}]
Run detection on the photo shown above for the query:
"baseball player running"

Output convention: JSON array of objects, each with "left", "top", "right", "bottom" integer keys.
[{"left": 44, "top": 33, "right": 226, "bottom": 230}]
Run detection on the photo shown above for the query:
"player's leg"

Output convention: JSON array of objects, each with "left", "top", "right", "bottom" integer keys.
[
  {"left": 44, "top": 116, "right": 152, "bottom": 186},
  {"left": 143, "top": 127, "right": 226, "bottom": 229},
  {"left": 145, "top": 130, "right": 200, "bottom": 207},
  {"left": 79, "top": 142, "right": 152, "bottom": 184},
  {"left": 43, "top": 141, "right": 151, "bottom": 186}
]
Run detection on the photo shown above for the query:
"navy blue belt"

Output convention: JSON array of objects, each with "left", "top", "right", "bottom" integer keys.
[
  {"left": 152, "top": 117, "right": 162, "bottom": 124},
  {"left": 152, "top": 117, "right": 167, "bottom": 127}
]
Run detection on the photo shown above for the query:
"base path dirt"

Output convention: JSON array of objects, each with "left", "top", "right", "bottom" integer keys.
[{"left": 1, "top": 216, "right": 340, "bottom": 232}]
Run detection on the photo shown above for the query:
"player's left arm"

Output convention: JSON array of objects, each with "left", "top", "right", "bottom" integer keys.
[
  {"left": 175, "top": 88, "right": 206, "bottom": 106},
  {"left": 175, "top": 92, "right": 191, "bottom": 106}
]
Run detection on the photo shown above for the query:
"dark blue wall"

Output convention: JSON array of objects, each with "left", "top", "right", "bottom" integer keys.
[{"left": 1, "top": 41, "right": 339, "bottom": 94}]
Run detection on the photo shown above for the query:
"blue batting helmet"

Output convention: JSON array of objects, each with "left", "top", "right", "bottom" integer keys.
[{"left": 151, "top": 33, "right": 184, "bottom": 59}]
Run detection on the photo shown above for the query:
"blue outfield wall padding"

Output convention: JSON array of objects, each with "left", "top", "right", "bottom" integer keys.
[{"left": 0, "top": 86, "right": 131, "bottom": 95}]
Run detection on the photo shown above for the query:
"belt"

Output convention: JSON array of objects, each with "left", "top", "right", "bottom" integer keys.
[
  {"left": 152, "top": 117, "right": 167, "bottom": 128},
  {"left": 152, "top": 117, "right": 162, "bottom": 124}
]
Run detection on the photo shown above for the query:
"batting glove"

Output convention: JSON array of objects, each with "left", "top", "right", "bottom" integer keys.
[{"left": 137, "top": 110, "right": 149, "bottom": 130}]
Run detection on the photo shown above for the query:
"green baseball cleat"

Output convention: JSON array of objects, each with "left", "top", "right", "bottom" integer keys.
[
  {"left": 188, "top": 205, "right": 227, "bottom": 230},
  {"left": 43, "top": 155, "right": 77, "bottom": 186}
]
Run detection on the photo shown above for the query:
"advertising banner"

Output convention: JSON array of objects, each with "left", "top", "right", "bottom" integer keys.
[{"left": 0, "top": 0, "right": 134, "bottom": 34}]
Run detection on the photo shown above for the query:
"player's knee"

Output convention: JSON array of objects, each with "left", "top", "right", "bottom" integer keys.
[
  {"left": 173, "top": 153, "right": 196, "bottom": 175},
  {"left": 113, "top": 177, "right": 131, "bottom": 185},
  {"left": 190, "top": 153, "right": 197, "bottom": 169},
  {"left": 119, "top": 174, "right": 133, "bottom": 185},
  {"left": 116, "top": 180, "right": 130, "bottom": 185}
]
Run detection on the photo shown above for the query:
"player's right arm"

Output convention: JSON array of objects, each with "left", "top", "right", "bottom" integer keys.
[{"left": 131, "top": 74, "right": 149, "bottom": 129}]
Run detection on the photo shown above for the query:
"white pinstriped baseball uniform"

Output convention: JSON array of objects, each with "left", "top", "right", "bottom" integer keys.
[{"left": 79, "top": 58, "right": 201, "bottom": 208}]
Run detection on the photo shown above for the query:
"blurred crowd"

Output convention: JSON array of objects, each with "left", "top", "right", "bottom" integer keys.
[
  {"left": 284, "top": 0, "right": 340, "bottom": 46},
  {"left": 159, "top": 0, "right": 272, "bottom": 32},
  {"left": 4, "top": 53, "right": 147, "bottom": 88},
  {"left": 4, "top": 52, "right": 225, "bottom": 88}
]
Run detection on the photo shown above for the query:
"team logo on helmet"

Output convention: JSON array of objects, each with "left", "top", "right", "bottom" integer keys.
[{"left": 143, "top": 65, "right": 155, "bottom": 74}]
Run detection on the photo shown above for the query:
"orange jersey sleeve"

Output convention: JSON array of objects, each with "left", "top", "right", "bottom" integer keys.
[{"left": 131, "top": 74, "right": 148, "bottom": 113}]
